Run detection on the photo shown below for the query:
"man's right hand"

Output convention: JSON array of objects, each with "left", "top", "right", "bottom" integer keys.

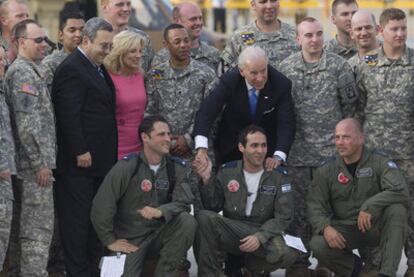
[
  {"left": 77, "top": 152, "right": 92, "bottom": 168},
  {"left": 107, "top": 239, "right": 138, "bottom": 254},
  {"left": 323, "top": 225, "right": 346, "bottom": 249},
  {"left": 194, "top": 148, "right": 209, "bottom": 172},
  {"left": 192, "top": 156, "right": 212, "bottom": 185}
]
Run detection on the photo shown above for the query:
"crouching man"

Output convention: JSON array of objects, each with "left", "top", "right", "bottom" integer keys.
[
  {"left": 307, "top": 118, "right": 409, "bottom": 277},
  {"left": 193, "top": 125, "right": 298, "bottom": 276},
  {"left": 91, "top": 115, "right": 196, "bottom": 277}
]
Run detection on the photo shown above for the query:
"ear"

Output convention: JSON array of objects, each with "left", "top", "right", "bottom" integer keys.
[
  {"left": 141, "top": 132, "right": 149, "bottom": 144},
  {"left": 0, "top": 16, "right": 7, "bottom": 27},
  {"left": 58, "top": 30, "right": 64, "bottom": 43},
  {"left": 238, "top": 143, "right": 244, "bottom": 153},
  {"left": 377, "top": 24, "right": 383, "bottom": 35},
  {"left": 331, "top": 14, "right": 336, "bottom": 24},
  {"left": 238, "top": 66, "right": 245, "bottom": 78}
]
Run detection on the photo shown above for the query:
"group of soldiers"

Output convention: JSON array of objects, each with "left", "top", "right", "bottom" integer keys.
[{"left": 0, "top": 0, "right": 413, "bottom": 276}]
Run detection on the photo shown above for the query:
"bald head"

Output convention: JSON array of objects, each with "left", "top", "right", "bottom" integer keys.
[
  {"left": 336, "top": 118, "right": 363, "bottom": 134},
  {"left": 335, "top": 118, "right": 365, "bottom": 163},
  {"left": 350, "top": 10, "right": 379, "bottom": 51},
  {"left": 352, "top": 10, "right": 376, "bottom": 27},
  {"left": 172, "top": 2, "right": 203, "bottom": 40}
]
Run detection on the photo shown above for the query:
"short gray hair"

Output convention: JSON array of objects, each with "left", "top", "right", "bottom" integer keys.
[
  {"left": 83, "top": 17, "right": 113, "bottom": 41},
  {"left": 237, "top": 46, "right": 268, "bottom": 68}
]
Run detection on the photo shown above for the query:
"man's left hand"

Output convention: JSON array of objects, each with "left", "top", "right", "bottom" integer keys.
[
  {"left": 265, "top": 157, "right": 282, "bottom": 171},
  {"left": 239, "top": 235, "right": 260, "bottom": 253},
  {"left": 137, "top": 206, "right": 163, "bottom": 220},
  {"left": 358, "top": 211, "right": 372, "bottom": 232}
]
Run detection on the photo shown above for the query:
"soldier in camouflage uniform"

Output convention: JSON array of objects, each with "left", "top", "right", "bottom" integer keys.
[
  {"left": 0, "top": 45, "right": 15, "bottom": 270},
  {"left": 220, "top": 0, "right": 299, "bottom": 71},
  {"left": 355, "top": 8, "right": 414, "bottom": 277},
  {"left": 193, "top": 125, "right": 298, "bottom": 276},
  {"left": 324, "top": 0, "right": 358, "bottom": 59},
  {"left": 152, "top": 2, "right": 220, "bottom": 71},
  {"left": 279, "top": 17, "right": 358, "bottom": 276},
  {"left": 4, "top": 19, "right": 56, "bottom": 276},
  {"left": 42, "top": 12, "right": 85, "bottom": 91},
  {"left": 146, "top": 24, "right": 217, "bottom": 213},
  {"left": 101, "top": 0, "right": 154, "bottom": 72},
  {"left": 0, "top": 0, "right": 29, "bottom": 63}
]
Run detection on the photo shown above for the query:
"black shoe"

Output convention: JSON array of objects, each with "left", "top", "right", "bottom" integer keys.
[{"left": 351, "top": 254, "right": 363, "bottom": 277}]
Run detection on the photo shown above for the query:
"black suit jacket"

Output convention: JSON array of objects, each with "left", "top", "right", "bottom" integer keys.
[
  {"left": 52, "top": 48, "right": 117, "bottom": 177},
  {"left": 194, "top": 65, "right": 295, "bottom": 164}
]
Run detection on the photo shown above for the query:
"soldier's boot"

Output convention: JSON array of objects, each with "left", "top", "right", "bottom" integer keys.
[
  {"left": 404, "top": 270, "right": 414, "bottom": 277},
  {"left": 285, "top": 267, "right": 313, "bottom": 277}
]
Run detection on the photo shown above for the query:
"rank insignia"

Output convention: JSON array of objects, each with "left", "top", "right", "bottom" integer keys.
[
  {"left": 337, "top": 172, "right": 349, "bottom": 185},
  {"left": 241, "top": 32, "right": 255, "bottom": 45},
  {"left": 151, "top": 68, "right": 164, "bottom": 79},
  {"left": 364, "top": 54, "right": 378, "bottom": 66},
  {"left": 227, "top": 180, "right": 240, "bottom": 193},
  {"left": 140, "top": 179, "right": 152, "bottom": 192}
]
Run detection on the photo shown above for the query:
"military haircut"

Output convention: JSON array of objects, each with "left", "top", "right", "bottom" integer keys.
[
  {"left": 12, "top": 18, "right": 40, "bottom": 42},
  {"left": 59, "top": 11, "right": 84, "bottom": 31},
  {"left": 379, "top": 8, "right": 406, "bottom": 27},
  {"left": 336, "top": 118, "right": 364, "bottom": 134},
  {"left": 238, "top": 125, "right": 267, "bottom": 147},
  {"left": 138, "top": 115, "right": 170, "bottom": 138},
  {"left": 83, "top": 17, "right": 113, "bottom": 42},
  {"left": 163, "top": 23, "right": 185, "bottom": 42},
  {"left": 0, "top": 0, "right": 27, "bottom": 18},
  {"left": 296, "top": 16, "right": 319, "bottom": 33},
  {"left": 331, "top": 0, "right": 358, "bottom": 15}
]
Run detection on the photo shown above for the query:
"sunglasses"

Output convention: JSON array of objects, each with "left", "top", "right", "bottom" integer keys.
[{"left": 24, "top": 36, "right": 49, "bottom": 44}]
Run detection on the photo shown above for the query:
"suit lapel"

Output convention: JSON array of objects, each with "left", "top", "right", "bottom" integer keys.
[{"left": 255, "top": 80, "right": 274, "bottom": 123}]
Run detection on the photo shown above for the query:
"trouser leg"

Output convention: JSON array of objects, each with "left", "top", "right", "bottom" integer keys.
[
  {"left": 6, "top": 176, "right": 21, "bottom": 276},
  {"left": 20, "top": 177, "right": 54, "bottom": 277},
  {"left": 0, "top": 178, "right": 13, "bottom": 269}
]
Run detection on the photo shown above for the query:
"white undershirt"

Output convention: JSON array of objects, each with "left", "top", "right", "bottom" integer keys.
[
  {"left": 149, "top": 164, "right": 160, "bottom": 174},
  {"left": 243, "top": 169, "right": 264, "bottom": 216}
]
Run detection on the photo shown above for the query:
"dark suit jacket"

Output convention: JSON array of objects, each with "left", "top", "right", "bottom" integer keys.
[
  {"left": 52, "top": 48, "right": 117, "bottom": 177},
  {"left": 194, "top": 65, "right": 295, "bottom": 164}
]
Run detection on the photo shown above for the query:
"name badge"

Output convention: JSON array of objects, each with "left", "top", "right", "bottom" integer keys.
[
  {"left": 356, "top": 168, "right": 373, "bottom": 178},
  {"left": 260, "top": 185, "right": 276, "bottom": 195},
  {"left": 155, "top": 180, "right": 169, "bottom": 190}
]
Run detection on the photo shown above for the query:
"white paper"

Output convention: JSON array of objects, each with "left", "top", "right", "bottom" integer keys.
[
  {"left": 100, "top": 254, "right": 126, "bottom": 277},
  {"left": 282, "top": 234, "right": 308, "bottom": 253}
]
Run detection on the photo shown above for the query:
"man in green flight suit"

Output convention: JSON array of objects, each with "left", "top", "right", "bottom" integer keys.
[
  {"left": 307, "top": 118, "right": 409, "bottom": 277},
  {"left": 91, "top": 115, "right": 196, "bottom": 277},
  {"left": 193, "top": 125, "right": 298, "bottom": 276}
]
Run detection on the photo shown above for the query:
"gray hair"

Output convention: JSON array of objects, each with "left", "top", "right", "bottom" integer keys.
[
  {"left": 237, "top": 46, "right": 268, "bottom": 68},
  {"left": 83, "top": 17, "right": 113, "bottom": 41}
]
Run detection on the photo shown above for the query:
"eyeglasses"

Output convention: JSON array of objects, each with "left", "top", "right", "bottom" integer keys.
[{"left": 23, "top": 36, "right": 49, "bottom": 44}]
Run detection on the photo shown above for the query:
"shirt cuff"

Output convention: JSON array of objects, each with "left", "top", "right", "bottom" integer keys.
[
  {"left": 195, "top": 135, "right": 208, "bottom": 149},
  {"left": 273, "top": 151, "right": 287, "bottom": 162}
]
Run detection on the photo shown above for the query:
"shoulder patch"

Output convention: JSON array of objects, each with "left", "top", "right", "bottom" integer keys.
[
  {"left": 221, "top": 160, "right": 238, "bottom": 169},
  {"left": 150, "top": 67, "right": 164, "bottom": 79},
  {"left": 373, "top": 148, "right": 388, "bottom": 157},
  {"left": 320, "top": 156, "right": 336, "bottom": 167},
  {"left": 275, "top": 166, "right": 288, "bottom": 175},
  {"left": 19, "top": 83, "right": 37, "bottom": 96},
  {"left": 122, "top": 153, "right": 138, "bottom": 161},
  {"left": 169, "top": 156, "right": 187, "bottom": 167},
  {"left": 240, "top": 32, "right": 255, "bottom": 45}
]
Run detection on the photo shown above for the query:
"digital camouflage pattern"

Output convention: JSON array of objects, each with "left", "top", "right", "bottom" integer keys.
[
  {"left": 127, "top": 26, "right": 155, "bottom": 73},
  {"left": 220, "top": 20, "right": 299, "bottom": 70},
  {"left": 152, "top": 41, "right": 220, "bottom": 71},
  {"left": 41, "top": 49, "right": 68, "bottom": 91},
  {"left": 324, "top": 37, "right": 357, "bottom": 60}
]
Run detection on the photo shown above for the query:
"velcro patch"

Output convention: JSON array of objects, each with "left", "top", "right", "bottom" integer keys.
[
  {"left": 356, "top": 167, "right": 373, "bottom": 178},
  {"left": 260, "top": 185, "right": 276, "bottom": 195},
  {"left": 19, "top": 83, "right": 37, "bottom": 96},
  {"left": 155, "top": 179, "right": 169, "bottom": 190},
  {"left": 281, "top": 183, "right": 292, "bottom": 193}
]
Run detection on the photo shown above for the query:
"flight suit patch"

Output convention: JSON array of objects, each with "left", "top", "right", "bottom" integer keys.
[
  {"left": 281, "top": 183, "right": 292, "bottom": 193},
  {"left": 260, "top": 185, "right": 276, "bottom": 195},
  {"left": 337, "top": 172, "right": 349, "bottom": 185},
  {"left": 356, "top": 167, "right": 373, "bottom": 178},
  {"left": 155, "top": 179, "right": 169, "bottom": 190},
  {"left": 140, "top": 179, "right": 152, "bottom": 192},
  {"left": 227, "top": 180, "right": 240, "bottom": 192}
]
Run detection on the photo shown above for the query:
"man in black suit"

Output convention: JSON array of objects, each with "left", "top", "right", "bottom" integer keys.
[
  {"left": 193, "top": 46, "right": 295, "bottom": 170},
  {"left": 52, "top": 17, "right": 116, "bottom": 277}
]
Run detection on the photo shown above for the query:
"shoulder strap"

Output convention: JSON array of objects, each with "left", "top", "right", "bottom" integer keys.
[{"left": 166, "top": 157, "right": 176, "bottom": 202}]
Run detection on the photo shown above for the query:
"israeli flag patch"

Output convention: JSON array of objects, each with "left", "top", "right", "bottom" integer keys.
[
  {"left": 387, "top": 161, "right": 398, "bottom": 169},
  {"left": 281, "top": 183, "right": 292, "bottom": 193}
]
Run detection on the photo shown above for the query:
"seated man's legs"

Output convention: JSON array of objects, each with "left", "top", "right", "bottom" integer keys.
[{"left": 195, "top": 210, "right": 297, "bottom": 277}]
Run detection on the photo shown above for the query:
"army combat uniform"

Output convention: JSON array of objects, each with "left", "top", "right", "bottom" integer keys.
[
  {"left": 307, "top": 147, "right": 409, "bottom": 277},
  {"left": 220, "top": 20, "right": 299, "bottom": 71},
  {"left": 151, "top": 41, "right": 221, "bottom": 71},
  {"left": 195, "top": 161, "right": 298, "bottom": 276},
  {"left": 278, "top": 50, "right": 358, "bottom": 267},
  {"left": 91, "top": 152, "right": 196, "bottom": 277},
  {"left": 324, "top": 37, "right": 357, "bottom": 60},
  {"left": 41, "top": 49, "right": 68, "bottom": 91},
  {"left": 0, "top": 80, "right": 16, "bottom": 269},
  {"left": 4, "top": 56, "right": 56, "bottom": 276},
  {"left": 355, "top": 46, "right": 414, "bottom": 269}
]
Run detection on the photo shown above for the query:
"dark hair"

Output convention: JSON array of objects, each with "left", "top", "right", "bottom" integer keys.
[
  {"left": 163, "top": 23, "right": 186, "bottom": 42},
  {"left": 138, "top": 115, "right": 170, "bottom": 139},
  {"left": 379, "top": 8, "right": 406, "bottom": 27},
  {"left": 59, "top": 11, "right": 84, "bottom": 31},
  {"left": 12, "top": 19, "right": 40, "bottom": 42},
  {"left": 238, "top": 125, "right": 267, "bottom": 147},
  {"left": 331, "top": 0, "right": 358, "bottom": 15}
]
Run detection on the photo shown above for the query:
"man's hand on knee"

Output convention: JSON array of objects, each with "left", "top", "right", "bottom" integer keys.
[
  {"left": 357, "top": 211, "right": 372, "bottom": 233},
  {"left": 107, "top": 239, "right": 138, "bottom": 254},
  {"left": 240, "top": 235, "right": 260, "bottom": 252},
  {"left": 137, "top": 206, "right": 163, "bottom": 220},
  {"left": 323, "top": 225, "right": 346, "bottom": 249}
]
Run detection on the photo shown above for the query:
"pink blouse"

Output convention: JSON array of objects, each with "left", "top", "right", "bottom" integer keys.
[{"left": 110, "top": 72, "right": 147, "bottom": 159}]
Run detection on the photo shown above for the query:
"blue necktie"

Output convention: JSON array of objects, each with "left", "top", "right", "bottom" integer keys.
[
  {"left": 97, "top": 66, "right": 105, "bottom": 79},
  {"left": 249, "top": 88, "right": 258, "bottom": 121}
]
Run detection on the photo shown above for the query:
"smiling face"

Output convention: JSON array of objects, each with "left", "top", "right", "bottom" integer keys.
[
  {"left": 83, "top": 30, "right": 114, "bottom": 65},
  {"left": 19, "top": 23, "right": 48, "bottom": 61},
  {"left": 176, "top": 3, "right": 203, "bottom": 41},
  {"left": 102, "top": 0, "right": 131, "bottom": 29},
  {"left": 142, "top": 121, "right": 172, "bottom": 157},
  {"left": 335, "top": 119, "right": 364, "bottom": 164},
  {"left": 350, "top": 12, "right": 378, "bottom": 50},
  {"left": 165, "top": 27, "right": 191, "bottom": 62},
  {"left": 122, "top": 42, "right": 142, "bottom": 73},
  {"left": 59, "top": 18, "right": 85, "bottom": 53},
  {"left": 239, "top": 131, "right": 267, "bottom": 171}
]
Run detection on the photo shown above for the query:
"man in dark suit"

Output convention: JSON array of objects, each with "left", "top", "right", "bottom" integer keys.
[
  {"left": 52, "top": 17, "right": 116, "bottom": 277},
  {"left": 193, "top": 46, "right": 295, "bottom": 170}
]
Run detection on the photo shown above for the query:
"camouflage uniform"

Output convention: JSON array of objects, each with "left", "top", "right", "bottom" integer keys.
[
  {"left": 146, "top": 59, "right": 217, "bottom": 212},
  {"left": 127, "top": 26, "right": 155, "bottom": 73},
  {"left": 0, "top": 80, "right": 15, "bottom": 269},
  {"left": 220, "top": 20, "right": 300, "bottom": 70},
  {"left": 279, "top": 50, "right": 358, "bottom": 268},
  {"left": 152, "top": 41, "right": 220, "bottom": 71},
  {"left": 4, "top": 56, "right": 56, "bottom": 276},
  {"left": 195, "top": 161, "right": 298, "bottom": 276},
  {"left": 41, "top": 49, "right": 68, "bottom": 91},
  {"left": 356, "top": 46, "right": 414, "bottom": 269},
  {"left": 324, "top": 37, "right": 357, "bottom": 60}
]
